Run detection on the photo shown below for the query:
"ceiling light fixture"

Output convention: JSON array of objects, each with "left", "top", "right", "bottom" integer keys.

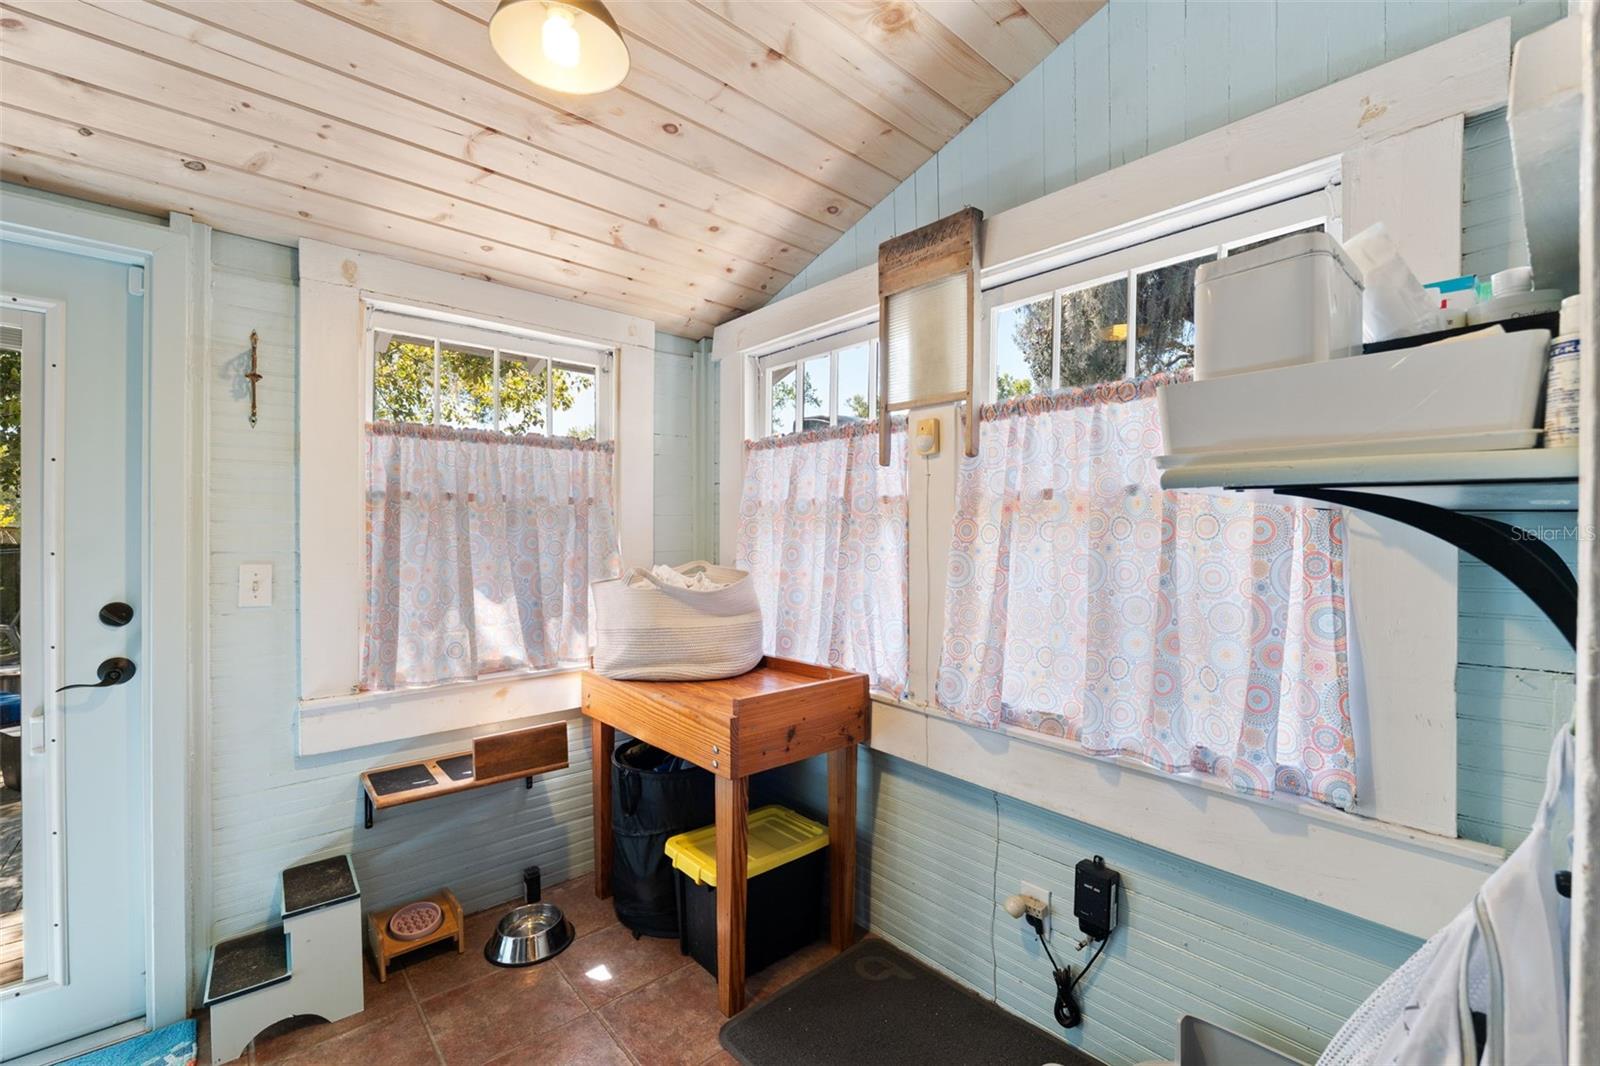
[{"left": 489, "top": 0, "right": 630, "bottom": 95}]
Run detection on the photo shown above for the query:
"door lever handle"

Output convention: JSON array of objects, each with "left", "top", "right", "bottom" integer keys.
[{"left": 56, "top": 656, "right": 137, "bottom": 693}]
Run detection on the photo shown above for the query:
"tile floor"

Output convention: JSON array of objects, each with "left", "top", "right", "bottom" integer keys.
[{"left": 201, "top": 876, "right": 838, "bottom": 1066}]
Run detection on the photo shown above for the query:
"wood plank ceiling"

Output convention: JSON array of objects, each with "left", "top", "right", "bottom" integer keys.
[{"left": 0, "top": 0, "right": 1102, "bottom": 337}]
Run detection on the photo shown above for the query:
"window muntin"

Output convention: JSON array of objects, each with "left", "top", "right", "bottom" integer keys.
[
  {"left": 984, "top": 198, "right": 1330, "bottom": 401},
  {"left": 367, "top": 309, "right": 612, "bottom": 441},
  {"left": 758, "top": 332, "right": 879, "bottom": 438}
]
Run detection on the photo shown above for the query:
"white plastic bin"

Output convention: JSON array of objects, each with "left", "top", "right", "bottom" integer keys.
[
  {"left": 1158, "top": 328, "right": 1552, "bottom": 462},
  {"left": 1193, "top": 232, "right": 1364, "bottom": 379}
]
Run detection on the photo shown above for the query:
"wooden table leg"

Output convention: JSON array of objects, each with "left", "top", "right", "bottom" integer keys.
[
  {"left": 715, "top": 774, "right": 749, "bottom": 1016},
  {"left": 828, "top": 745, "right": 858, "bottom": 951},
  {"left": 591, "top": 719, "right": 615, "bottom": 899}
]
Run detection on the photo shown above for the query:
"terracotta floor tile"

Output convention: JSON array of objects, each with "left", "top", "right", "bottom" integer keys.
[
  {"left": 747, "top": 939, "right": 836, "bottom": 1002},
  {"left": 273, "top": 1002, "right": 439, "bottom": 1066},
  {"left": 418, "top": 961, "right": 588, "bottom": 1066},
  {"left": 598, "top": 963, "right": 726, "bottom": 1066},
  {"left": 555, "top": 923, "right": 692, "bottom": 1008},
  {"left": 252, "top": 962, "right": 415, "bottom": 1064},
  {"left": 481, "top": 1014, "right": 631, "bottom": 1066},
  {"left": 698, "top": 1052, "right": 738, "bottom": 1066},
  {"left": 541, "top": 877, "right": 620, "bottom": 942}
]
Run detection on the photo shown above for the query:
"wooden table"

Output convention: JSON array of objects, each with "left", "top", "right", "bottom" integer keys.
[{"left": 581, "top": 657, "right": 869, "bottom": 1016}]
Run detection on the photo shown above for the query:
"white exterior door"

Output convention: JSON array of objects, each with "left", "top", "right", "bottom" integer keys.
[{"left": 0, "top": 240, "right": 149, "bottom": 1060}]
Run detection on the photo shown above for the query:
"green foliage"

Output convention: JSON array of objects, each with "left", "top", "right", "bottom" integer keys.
[
  {"left": 0, "top": 345, "right": 18, "bottom": 529},
  {"left": 1006, "top": 260, "right": 1204, "bottom": 397},
  {"left": 845, "top": 392, "right": 872, "bottom": 421},
  {"left": 372, "top": 339, "right": 595, "bottom": 437},
  {"left": 994, "top": 371, "right": 1034, "bottom": 402}
]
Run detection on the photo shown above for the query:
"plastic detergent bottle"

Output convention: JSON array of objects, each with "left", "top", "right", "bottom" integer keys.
[{"left": 1544, "top": 294, "right": 1582, "bottom": 447}]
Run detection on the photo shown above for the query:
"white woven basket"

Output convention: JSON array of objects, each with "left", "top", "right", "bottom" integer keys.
[{"left": 590, "top": 561, "right": 764, "bottom": 681}]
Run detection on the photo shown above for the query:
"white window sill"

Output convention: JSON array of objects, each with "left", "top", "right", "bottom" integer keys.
[
  {"left": 296, "top": 667, "right": 585, "bottom": 756},
  {"left": 867, "top": 694, "right": 1502, "bottom": 938}
]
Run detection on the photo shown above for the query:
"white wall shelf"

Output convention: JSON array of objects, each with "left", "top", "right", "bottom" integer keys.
[
  {"left": 1160, "top": 446, "right": 1579, "bottom": 511},
  {"left": 1160, "top": 446, "right": 1579, "bottom": 648}
]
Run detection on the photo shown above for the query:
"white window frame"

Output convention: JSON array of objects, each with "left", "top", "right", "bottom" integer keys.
[
  {"left": 712, "top": 17, "right": 1508, "bottom": 936},
  {"left": 754, "top": 323, "right": 879, "bottom": 438},
  {"left": 365, "top": 306, "right": 616, "bottom": 441},
  {"left": 297, "top": 241, "right": 655, "bottom": 756},
  {"left": 981, "top": 191, "right": 1335, "bottom": 399}
]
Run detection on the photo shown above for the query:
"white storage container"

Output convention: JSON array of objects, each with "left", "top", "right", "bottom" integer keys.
[
  {"left": 1158, "top": 327, "right": 1552, "bottom": 462},
  {"left": 590, "top": 561, "right": 764, "bottom": 681},
  {"left": 1193, "top": 232, "right": 1364, "bottom": 379}
]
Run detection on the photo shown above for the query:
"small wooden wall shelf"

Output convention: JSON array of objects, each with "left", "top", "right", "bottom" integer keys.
[
  {"left": 367, "top": 888, "right": 463, "bottom": 982},
  {"left": 359, "top": 722, "right": 568, "bottom": 828}
]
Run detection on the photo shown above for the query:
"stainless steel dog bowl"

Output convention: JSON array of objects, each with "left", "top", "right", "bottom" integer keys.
[{"left": 484, "top": 903, "right": 574, "bottom": 967}]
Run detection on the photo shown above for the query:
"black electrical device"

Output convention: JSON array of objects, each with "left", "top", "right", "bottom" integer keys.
[
  {"left": 1073, "top": 855, "right": 1120, "bottom": 941},
  {"left": 1020, "top": 855, "right": 1122, "bottom": 1031}
]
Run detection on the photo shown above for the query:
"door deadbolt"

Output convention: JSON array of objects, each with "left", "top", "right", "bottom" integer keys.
[{"left": 99, "top": 602, "right": 135, "bottom": 627}]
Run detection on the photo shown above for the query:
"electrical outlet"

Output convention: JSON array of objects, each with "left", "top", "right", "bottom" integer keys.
[{"left": 1021, "top": 880, "right": 1052, "bottom": 939}]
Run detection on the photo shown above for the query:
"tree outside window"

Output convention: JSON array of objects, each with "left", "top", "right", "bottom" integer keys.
[{"left": 372, "top": 335, "right": 591, "bottom": 437}]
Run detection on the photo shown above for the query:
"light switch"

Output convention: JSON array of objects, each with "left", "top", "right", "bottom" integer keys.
[{"left": 238, "top": 563, "right": 273, "bottom": 608}]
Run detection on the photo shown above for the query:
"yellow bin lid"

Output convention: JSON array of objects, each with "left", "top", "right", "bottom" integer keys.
[{"left": 664, "top": 805, "right": 828, "bottom": 888}]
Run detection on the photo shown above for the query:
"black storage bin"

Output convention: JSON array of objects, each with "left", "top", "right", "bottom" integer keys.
[
  {"left": 610, "top": 739, "right": 714, "bottom": 938},
  {"left": 670, "top": 806, "right": 828, "bottom": 977}
]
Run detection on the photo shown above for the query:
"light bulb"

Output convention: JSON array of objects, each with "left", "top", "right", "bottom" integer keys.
[{"left": 541, "top": 6, "right": 581, "bottom": 69}]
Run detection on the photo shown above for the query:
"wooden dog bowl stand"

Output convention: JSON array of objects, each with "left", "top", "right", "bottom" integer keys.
[
  {"left": 582, "top": 656, "right": 869, "bottom": 1018},
  {"left": 367, "top": 888, "right": 465, "bottom": 982}
]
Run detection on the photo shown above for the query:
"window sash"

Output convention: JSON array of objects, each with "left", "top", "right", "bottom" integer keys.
[
  {"left": 366, "top": 306, "right": 613, "bottom": 440},
  {"left": 756, "top": 323, "right": 880, "bottom": 437},
  {"left": 982, "top": 191, "right": 1334, "bottom": 401}
]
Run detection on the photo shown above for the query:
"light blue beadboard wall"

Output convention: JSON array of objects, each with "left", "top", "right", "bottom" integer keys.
[
  {"left": 654, "top": 332, "right": 698, "bottom": 564},
  {"left": 202, "top": 235, "right": 705, "bottom": 982},
  {"left": 743, "top": 2, "right": 1572, "bottom": 1062},
  {"left": 203, "top": 234, "right": 599, "bottom": 982},
  {"left": 773, "top": 0, "right": 1564, "bottom": 302},
  {"left": 757, "top": 752, "right": 1419, "bottom": 1065},
  {"left": 1457, "top": 514, "right": 1577, "bottom": 848}
]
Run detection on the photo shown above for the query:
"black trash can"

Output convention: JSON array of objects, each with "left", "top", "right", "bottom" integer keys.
[{"left": 610, "top": 739, "right": 714, "bottom": 938}]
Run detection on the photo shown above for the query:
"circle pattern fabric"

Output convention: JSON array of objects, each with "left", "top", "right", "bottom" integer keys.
[{"left": 936, "top": 382, "right": 1355, "bottom": 809}]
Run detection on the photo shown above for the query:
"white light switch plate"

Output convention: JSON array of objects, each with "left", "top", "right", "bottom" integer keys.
[{"left": 238, "top": 563, "right": 273, "bottom": 607}]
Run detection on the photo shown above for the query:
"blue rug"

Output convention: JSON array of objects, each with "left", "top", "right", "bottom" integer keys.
[{"left": 64, "top": 1020, "right": 197, "bottom": 1066}]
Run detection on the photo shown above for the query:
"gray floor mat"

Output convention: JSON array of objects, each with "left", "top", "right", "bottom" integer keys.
[{"left": 720, "top": 939, "right": 1100, "bottom": 1066}]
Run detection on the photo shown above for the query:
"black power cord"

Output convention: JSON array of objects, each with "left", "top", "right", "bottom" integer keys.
[{"left": 1026, "top": 914, "right": 1109, "bottom": 1030}]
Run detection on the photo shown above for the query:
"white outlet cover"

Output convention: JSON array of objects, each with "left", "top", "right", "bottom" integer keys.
[
  {"left": 1021, "top": 880, "right": 1051, "bottom": 940},
  {"left": 238, "top": 563, "right": 273, "bottom": 608}
]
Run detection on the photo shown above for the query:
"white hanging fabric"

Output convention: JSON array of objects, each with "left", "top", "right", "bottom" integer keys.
[{"left": 1319, "top": 729, "right": 1573, "bottom": 1065}]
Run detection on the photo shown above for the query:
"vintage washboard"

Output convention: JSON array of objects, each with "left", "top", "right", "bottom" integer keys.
[{"left": 877, "top": 207, "right": 983, "bottom": 462}]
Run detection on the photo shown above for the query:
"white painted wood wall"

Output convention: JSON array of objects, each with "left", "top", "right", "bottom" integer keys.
[{"left": 200, "top": 233, "right": 600, "bottom": 982}]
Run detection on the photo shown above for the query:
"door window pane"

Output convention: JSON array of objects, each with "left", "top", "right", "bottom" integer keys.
[
  {"left": 801, "top": 356, "right": 830, "bottom": 431},
  {"left": 551, "top": 362, "right": 597, "bottom": 440},
  {"left": 1058, "top": 278, "right": 1129, "bottom": 388},
  {"left": 498, "top": 352, "right": 548, "bottom": 434},
  {"left": 372, "top": 332, "right": 437, "bottom": 424},
  {"left": 769, "top": 365, "right": 798, "bottom": 435},
  {"left": 836, "top": 343, "right": 872, "bottom": 424},
  {"left": 1135, "top": 252, "right": 1215, "bottom": 376},
  {"left": 0, "top": 326, "right": 20, "bottom": 977},
  {"left": 437, "top": 343, "right": 496, "bottom": 430},
  {"left": 994, "top": 299, "right": 1052, "bottom": 400}
]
